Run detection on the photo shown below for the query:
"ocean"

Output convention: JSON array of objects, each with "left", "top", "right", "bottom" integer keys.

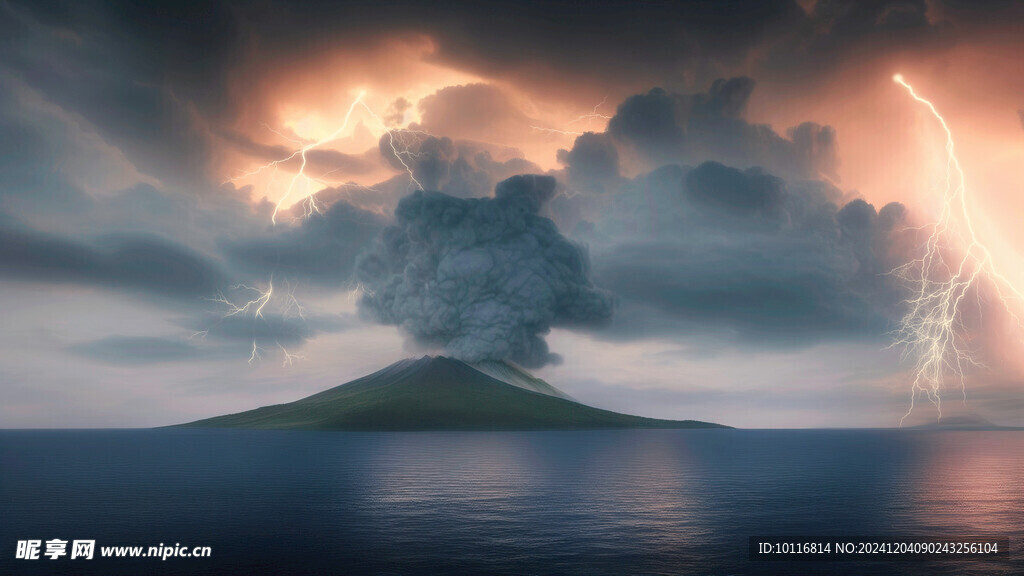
[{"left": 1, "top": 428, "right": 1021, "bottom": 575}]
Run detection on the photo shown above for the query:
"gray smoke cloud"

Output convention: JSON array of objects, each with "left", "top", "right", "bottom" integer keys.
[{"left": 356, "top": 174, "right": 614, "bottom": 367}]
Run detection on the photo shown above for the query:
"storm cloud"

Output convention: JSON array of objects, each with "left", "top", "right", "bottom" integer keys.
[
  {"left": 581, "top": 161, "right": 908, "bottom": 348},
  {"left": 70, "top": 336, "right": 208, "bottom": 365},
  {"left": 356, "top": 175, "right": 613, "bottom": 367},
  {"left": 0, "top": 224, "right": 226, "bottom": 300},
  {"left": 4, "top": 0, "right": 1023, "bottom": 429},
  {"left": 1, "top": 0, "right": 1008, "bottom": 196},
  {"left": 378, "top": 132, "right": 541, "bottom": 198},
  {"left": 225, "top": 198, "right": 386, "bottom": 285},
  {"left": 558, "top": 132, "right": 622, "bottom": 194},
  {"left": 606, "top": 78, "right": 839, "bottom": 179}
]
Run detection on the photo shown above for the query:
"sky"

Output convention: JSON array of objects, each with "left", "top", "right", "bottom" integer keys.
[{"left": 2, "top": 0, "right": 1024, "bottom": 428}]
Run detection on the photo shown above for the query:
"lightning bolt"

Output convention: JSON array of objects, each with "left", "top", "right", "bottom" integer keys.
[
  {"left": 205, "top": 277, "right": 274, "bottom": 366},
  {"left": 227, "top": 91, "right": 424, "bottom": 226},
  {"left": 249, "top": 341, "right": 265, "bottom": 365},
  {"left": 226, "top": 93, "right": 367, "bottom": 225},
  {"left": 208, "top": 278, "right": 274, "bottom": 319},
  {"left": 530, "top": 126, "right": 585, "bottom": 136},
  {"left": 260, "top": 122, "right": 310, "bottom": 146},
  {"left": 889, "top": 74, "right": 1024, "bottom": 425},
  {"left": 278, "top": 342, "right": 306, "bottom": 367},
  {"left": 344, "top": 280, "right": 376, "bottom": 305},
  {"left": 280, "top": 279, "right": 306, "bottom": 321},
  {"left": 195, "top": 275, "right": 312, "bottom": 367},
  {"left": 565, "top": 96, "right": 612, "bottom": 128},
  {"left": 530, "top": 97, "right": 612, "bottom": 137},
  {"left": 356, "top": 109, "right": 426, "bottom": 192}
]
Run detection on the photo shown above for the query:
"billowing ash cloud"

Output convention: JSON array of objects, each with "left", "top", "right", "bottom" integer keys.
[{"left": 356, "top": 174, "right": 614, "bottom": 367}]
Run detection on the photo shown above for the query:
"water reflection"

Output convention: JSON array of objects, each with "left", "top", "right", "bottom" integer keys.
[
  {"left": 902, "top": 432, "right": 1024, "bottom": 537},
  {"left": 2, "top": 429, "right": 1023, "bottom": 575}
]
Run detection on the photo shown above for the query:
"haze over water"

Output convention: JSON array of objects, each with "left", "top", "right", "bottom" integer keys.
[{"left": 2, "top": 428, "right": 1022, "bottom": 575}]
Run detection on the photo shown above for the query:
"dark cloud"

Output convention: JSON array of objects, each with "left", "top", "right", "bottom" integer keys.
[
  {"left": 684, "top": 161, "right": 786, "bottom": 219},
  {"left": 557, "top": 132, "right": 621, "bottom": 194},
  {"left": 145, "top": 1, "right": 804, "bottom": 98},
  {"left": 196, "top": 314, "right": 314, "bottom": 346},
  {"left": 200, "top": 309, "right": 357, "bottom": 341},
  {"left": 0, "top": 0, "right": 985, "bottom": 217},
  {"left": 606, "top": 88, "right": 684, "bottom": 160},
  {"left": 606, "top": 78, "right": 839, "bottom": 179},
  {"left": 379, "top": 133, "right": 456, "bottom": 192},
  {"left": 761, "top": 0, "right": 953, "bottom": 80},
  {"left": 787, "top": 122, "right": 839, "bottom": 180},
  {"left": 0, "top": 114, "right": 94, "bottom": 214},
  {"left": 73, "top": 310, "right": 359, "bottom": 365},
  {"left": 0, "top": 0, "right": 987, "bottom": 198},
  {"left": 930, "top": 0, "right": 1024, "bottom": 47},
  {"left": 384, "top": 97, "right": 411, "bottom": 127},
  {"left": 378, "top": 132, "right": 541, "bottom": 197},
  {"left": 356, "top": 175, "right": 613, "bottom": 367},
  {"left": 70, "top": 336, "right": 207, "bottom": 365},
  {"left": 0, "top": 78, "right": 111, "bottom": 215},
  {"left": 182, "top": 302, "right": 359, "bottom": 360},
  {"left": 577, "top": 161, "right": 907, "bottom": 348},
  {"left": 85, "top": 183, "right": 271, "bottom": 248},
  {"left": 225, "top": 199, "right": 386, "bottom": 285},
  {"left": 0, "top": 67, "right": 272, "bottom": 244},
  {"left": 0, "top": 224, "right": 226, "bottom": 300},
  {"left": 0, "top": 0, "right": 835, "bottom": 195},
  {"left": 0, "top": 2, "right": 230, "bottom": 187},
  {"left": 419, "top": 1, "right": 806, "bottom": 95},
  {"left": 597, "top": 239, "right": 883, "bottom": 347}
]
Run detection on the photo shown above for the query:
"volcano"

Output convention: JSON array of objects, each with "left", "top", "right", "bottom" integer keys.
[{"left": 176, "top": 356, "right": 729, "bottom": 431}]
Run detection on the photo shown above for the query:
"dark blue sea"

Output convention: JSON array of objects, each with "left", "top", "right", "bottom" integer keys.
[{"left": 1, "top": 429, "right": 1022, "bottom": 575}]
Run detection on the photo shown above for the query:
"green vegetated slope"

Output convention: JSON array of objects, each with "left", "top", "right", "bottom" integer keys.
[{"left": 177, "top": 356, "right": 730, "bottom": 431}]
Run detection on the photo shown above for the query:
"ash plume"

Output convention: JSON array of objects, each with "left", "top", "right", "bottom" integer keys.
[{"left": 356, "top": 174, "right": 613, "bottom": 367}]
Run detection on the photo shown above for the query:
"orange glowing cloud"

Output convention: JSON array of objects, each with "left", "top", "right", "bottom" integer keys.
[
  {"left": 214, "top": 34, "right": 480, "bottom": 208},
  {"left": 212, "top": 34, "right": 599, "bottom": 211}
]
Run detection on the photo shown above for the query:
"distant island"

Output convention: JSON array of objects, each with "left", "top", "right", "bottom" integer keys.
[
  {"left": 907, "top": 413, "right": 1024, "bottom": 431},
  {"left": 175, "top": 356, "right": 730, "bottom": 431}
]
